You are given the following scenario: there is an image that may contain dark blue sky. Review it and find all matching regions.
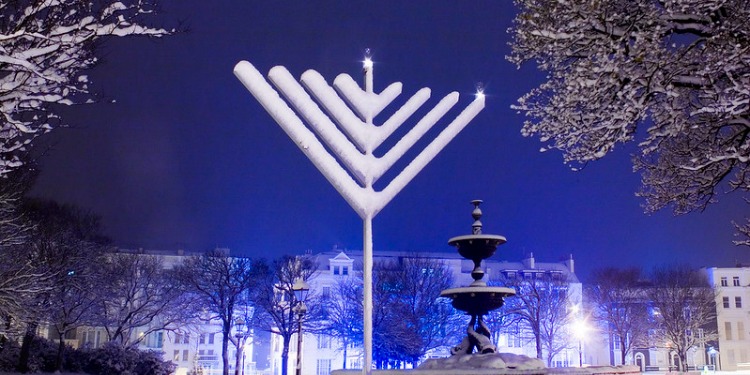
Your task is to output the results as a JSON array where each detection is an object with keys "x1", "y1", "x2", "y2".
[{"x1": 30, "y1": 1, "x2": 748, "y2": 280}]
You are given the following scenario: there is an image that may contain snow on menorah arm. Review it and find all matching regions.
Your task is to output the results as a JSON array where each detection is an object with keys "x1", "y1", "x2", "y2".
[
  {"x1": 303, "y1": 67, "x2": 431, "y2": 154},
  {"x1": 268, "y1": 66, "x2": 369, "y2": 184},
  {"x1": 371, "y1": 92, "x2": 459, "y2": 182},
  {"x1": 233, "y1": 61, "x2": 371, "y2": 218},
  {"x1": 333, "y1": 74, "x2": 401, "y2": 121},
  {"x1": 300, "y1": 71, "x2": 369, "y2": 151},
  {"x1": 376, "y1": 93, "x2": 486, "y2": 215}
]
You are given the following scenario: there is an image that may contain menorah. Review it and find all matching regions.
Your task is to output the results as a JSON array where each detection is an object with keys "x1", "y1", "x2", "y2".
[{"x1": 234, "y1": 56, "x2": 485, "y2": 374}]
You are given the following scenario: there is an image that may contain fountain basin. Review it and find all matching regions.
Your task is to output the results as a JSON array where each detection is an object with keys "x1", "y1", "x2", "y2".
[
  {"x1": 441, "y1": 287, "x2": 515, "y2": 315},
  {"x1": 448, "y1": 234, "x2": 506, "y2": 260}
]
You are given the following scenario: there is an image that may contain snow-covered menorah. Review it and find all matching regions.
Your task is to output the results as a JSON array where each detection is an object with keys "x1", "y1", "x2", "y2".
[{"x1": 234, "y1": 57, "x2": 485, "y2": 374}]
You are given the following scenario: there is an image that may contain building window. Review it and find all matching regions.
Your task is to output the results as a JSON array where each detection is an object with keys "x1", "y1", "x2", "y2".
[
  {"x1": 322, "y1": 287, "x2": 331, "y2": 298},
  {"x1": 316, "y1": 359, "x2": 331, "y2": 375},
  {"x1": 736, "y1": 296, "x2": 742, "y2": 308},
  {"x1": 721, "y1": 277, "x2": 728, "y2": 287},
  {"x1": 725, "y1": 321, "x2": 733, "y2": 341},
  {"x1": 723, "y1": 297, "x2": 730, "y2": 308},
  {"x1": 183, "y1": 334, "x2": 190, "y2": 344},
  {"x1": 183, "y1": 350, "x2": 189, "y2": 361},
  {"x1": 209, "y1": 333, "x2": 215, "y2": 344},
  {"x1": 175, "y1": 334, "x2": 182, "y2": 344},
  {"x1": 199, "y1": 334, "x2": 205, "y2": 344},
  {"x1": 739, "y1": 322, "x2": 746, "y2": 341},
  {"x1": 613, "y1": 334, "x2": 621, "y2": 350},
  {"x1": 733, "y1": 276, "x2": 741, "y2": 286},
  {"x1": 333, "y1": 266, "x2": 340, "y2": 275},
  {"x1": 173, "y1": 350, "x2": 180, "y2": 361},
  {"x1": 317, "y1": 334, "x2": 331, "y2": 349},
  {"x1": 342, "y1": 266, "x2": 348, "y2": 275}
]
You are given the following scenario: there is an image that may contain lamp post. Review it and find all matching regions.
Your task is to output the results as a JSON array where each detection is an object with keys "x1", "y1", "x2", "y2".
[
  {"x1": 572, "y1": 319, "x2": 588, "y2": 367},
  {"x1": 293, "y1": 278, "x2": 310, "y2": 375},
  {"x1": 234, "y1": 318, "x2": 249, "y2": 375}
]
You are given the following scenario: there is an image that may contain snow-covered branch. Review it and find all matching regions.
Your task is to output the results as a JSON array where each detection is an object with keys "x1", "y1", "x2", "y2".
[
  {"x1": 509, "y1": 0, "x2": 750, "y2": 236},
  {"x1": 0, "y1": 0, "x2": 174, "y2": 175}
]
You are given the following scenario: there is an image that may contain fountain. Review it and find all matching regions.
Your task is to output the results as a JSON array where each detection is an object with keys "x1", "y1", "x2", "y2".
[
  {"x1": 417, "y1": 200, "x2": 546, "y2": 373},
  {"x1": 440, "y1": 199, "x2": 515, "y2": 355}
]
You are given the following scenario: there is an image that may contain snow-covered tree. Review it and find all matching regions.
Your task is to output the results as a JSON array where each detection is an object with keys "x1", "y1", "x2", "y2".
[
  {"x1": 0, "y1": 0, "x2": 173, "y2": 175},
  {"x1": 509, "y1": 0, "x2": 750, "y2": 235}
]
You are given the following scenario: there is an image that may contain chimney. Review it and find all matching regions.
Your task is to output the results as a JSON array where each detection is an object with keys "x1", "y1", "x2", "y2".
[
  {"x1": 564, "y1": 253, "x2": 574, "y2": 274},
  {"x1": 523, "y1": 252, "x2": 535, "y2": 269}
]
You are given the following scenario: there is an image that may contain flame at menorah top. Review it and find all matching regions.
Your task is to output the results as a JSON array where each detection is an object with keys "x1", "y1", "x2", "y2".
[{"x1": 233, "y1": 60, "x2": 485, "y2": 219}]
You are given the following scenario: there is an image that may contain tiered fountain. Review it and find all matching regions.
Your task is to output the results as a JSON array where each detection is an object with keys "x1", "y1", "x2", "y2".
[
  {"x1": 417, "y1": 200, "x2": 545, "y2": 373},
  {"x1": 440, "y1": 199, "x2": 515, "y2": 355}
]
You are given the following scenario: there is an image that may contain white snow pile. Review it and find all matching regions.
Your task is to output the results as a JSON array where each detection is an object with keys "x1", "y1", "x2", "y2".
[{"x1": 418, "y1": 352, "x2": 545, "y2": 371}]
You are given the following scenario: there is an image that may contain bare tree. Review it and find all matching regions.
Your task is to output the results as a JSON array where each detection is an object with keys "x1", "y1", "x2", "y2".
[
  {"x1": 504, "y1": 274, "x2": 574, "y2": 365},
  {"x1": 388, "y1": 257, "x2": 458, "y2": 364},
  {"x1": 250, "y1": 255, "x2": 317, "y2": 375},
  {"x1": 93, "y1": 252, "x2": 193, "y2": 348},
  {"x1": 0, "y1": 0, "x2": 174, "y2": 175},
  {"x1": 328, "y1": 257, "x2": 460, "y2": 369},
  {"x1": 20, "y1": 199, "x2": 109, "y2": 371},
  {"x1": 587, "y1": 267, "x2": 652, "y2": 366},
  {"x1": 508, "y1": 0, "x2": 750, "y2": 238},
  {"x1": 320, "y1": 276, "x2": 362, "y2": 369},
  {"x1": 176, "y1": 249, "x2": 260, "y2": 375},
  {"x1": 647, "y1": 265, "x2": 718, "y2": 372}
]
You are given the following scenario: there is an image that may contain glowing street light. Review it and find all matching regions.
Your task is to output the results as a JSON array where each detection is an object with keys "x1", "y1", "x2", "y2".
[{"x1": 572, "y1": 319, "x2": 588, "y2": 367}]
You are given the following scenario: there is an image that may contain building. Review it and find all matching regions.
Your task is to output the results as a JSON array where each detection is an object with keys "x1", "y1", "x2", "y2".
[{"x1": 704, "y1": 265, "x2": 750, "y2": 371}]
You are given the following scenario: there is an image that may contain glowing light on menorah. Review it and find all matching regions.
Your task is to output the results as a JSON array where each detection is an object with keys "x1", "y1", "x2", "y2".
[{"x1": 233, "y1": 56, "x2": 485, "y2": 374}]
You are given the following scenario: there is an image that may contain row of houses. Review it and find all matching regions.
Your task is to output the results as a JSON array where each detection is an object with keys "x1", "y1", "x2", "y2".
[{"x1": 40, "y1": 248, "x2": 750, "y2": 375}]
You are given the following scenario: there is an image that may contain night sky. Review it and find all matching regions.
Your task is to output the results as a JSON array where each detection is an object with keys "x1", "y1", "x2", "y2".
[{"x1": 29, "y1": 1, "x2": 748, "y2": 281}]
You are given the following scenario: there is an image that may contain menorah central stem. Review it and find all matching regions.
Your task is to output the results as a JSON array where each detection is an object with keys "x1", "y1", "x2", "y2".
[{"x1": 363, "y1": 215, "x2": 373, "y2": 375}]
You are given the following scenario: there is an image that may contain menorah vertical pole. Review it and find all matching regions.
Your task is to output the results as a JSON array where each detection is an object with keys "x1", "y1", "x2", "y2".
[
  {"x1": 363, "y1": 215, "x2": 373, "y2": 375},
  {"x1": 362, "y1": 55, "x2": 374, "y2": 375}
]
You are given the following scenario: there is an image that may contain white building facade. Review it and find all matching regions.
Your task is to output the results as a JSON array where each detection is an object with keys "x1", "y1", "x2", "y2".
[{"x1": 704, "y1": 266, "x2": 750, "y2": 371}]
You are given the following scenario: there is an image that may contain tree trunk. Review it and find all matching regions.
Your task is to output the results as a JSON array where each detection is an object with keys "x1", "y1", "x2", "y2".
[
  {"x1": 281, "y1": 334, "x2": 291, "y2": 375},
  {"x1": 620, "y1": 337, "x2": 627, "y2": 365},
  {"x1": 342, "y1": 341, "x2": 347, "y2": 369},
  {"x1": 234, "y1": 337, "x2": 242, "y2": 375},
  {"x1": 17, "y1": 322, "x2": 37, "y2": 373},
  {"x1": 222, "y1": 323, "x2": 230, "y2": 375},
  {"x1": 56, "y1": 335, "x2": 66, "y2": 371}
]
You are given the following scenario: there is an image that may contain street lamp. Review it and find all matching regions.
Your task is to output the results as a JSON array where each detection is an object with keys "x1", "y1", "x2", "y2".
[
  {"x1": 572, "y1": 319, "x2": 588, "y2": 367},
  {"x1": 234, "y1": 318, "x2": 250, "y2": 375},
  {"x1": 293, "y1": 278, "x2": 310, "y2": 375}
]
